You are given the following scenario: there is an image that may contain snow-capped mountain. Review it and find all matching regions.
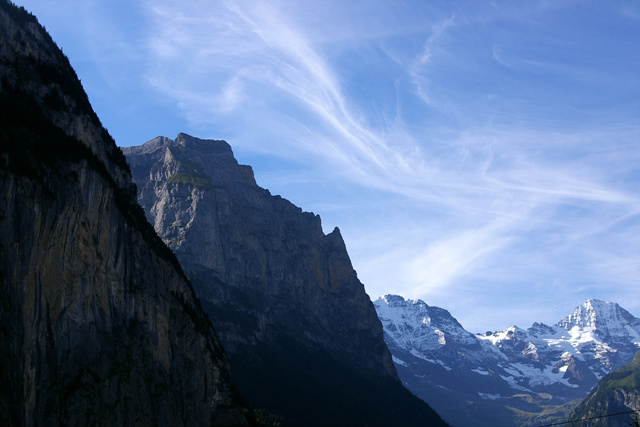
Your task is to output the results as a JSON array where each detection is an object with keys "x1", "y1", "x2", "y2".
[
  {"x1": 376, "y1": 295, "x2": 487, "y2": 371},
  {"x1": 374, "y1": 296, "x2": 640, "y2": 427}
]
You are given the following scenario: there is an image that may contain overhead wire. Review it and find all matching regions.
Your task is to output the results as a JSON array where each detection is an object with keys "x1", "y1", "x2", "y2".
[{"x1": 536, "y1": 409, "x2": 638, "y2": 427}]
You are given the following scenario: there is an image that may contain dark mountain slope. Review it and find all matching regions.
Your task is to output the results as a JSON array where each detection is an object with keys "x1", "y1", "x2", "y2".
[
  {"x1": 124, "y1": 134, "x2": 448, "y2": 427},
  {"x1": 0, "y1": 2, "x2": 251, "y2": 425},
  {"x1": 569, "y1": 351, "x2": 640, "y2": 427}
]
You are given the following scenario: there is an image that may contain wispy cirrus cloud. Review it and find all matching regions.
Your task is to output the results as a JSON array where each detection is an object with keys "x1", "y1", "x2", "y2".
[{"x1": 51, "y1": 0, "x2": 638, "y2": 331}]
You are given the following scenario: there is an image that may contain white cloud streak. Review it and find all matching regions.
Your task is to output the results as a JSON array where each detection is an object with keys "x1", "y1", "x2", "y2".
[
  {"x1": 136, "y1": 0, "x2": 640, "y2": 330},
  {"x1": 20, "y1": 0, "x2": 638, "y2": 331}
]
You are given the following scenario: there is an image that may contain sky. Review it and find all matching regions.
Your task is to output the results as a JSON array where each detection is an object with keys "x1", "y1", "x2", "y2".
[{"x1": 16, "y1": 0, "x2": 640, "y2": 333}]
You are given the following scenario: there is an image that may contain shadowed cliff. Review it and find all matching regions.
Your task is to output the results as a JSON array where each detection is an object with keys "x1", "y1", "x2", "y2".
[{"x1": 0, "y1": 2, "x2": 251, "y2": 425}]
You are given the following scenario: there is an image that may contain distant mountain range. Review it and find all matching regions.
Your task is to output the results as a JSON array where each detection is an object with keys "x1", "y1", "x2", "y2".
[
  {"x1": 4, "y1": 2, "x2": 638, "y2": 426},
  {"x1": 374, "y1": 295, "x2": 640, "y2": 427}
]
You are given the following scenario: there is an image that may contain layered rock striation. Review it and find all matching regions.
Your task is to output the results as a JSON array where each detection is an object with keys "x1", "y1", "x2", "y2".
[
  {"x1": 0, "y1": 3, "x2": 250, "y2": 425},
  {"x1": 124, "y1": 134, "x2": 447, "y2": 427}
]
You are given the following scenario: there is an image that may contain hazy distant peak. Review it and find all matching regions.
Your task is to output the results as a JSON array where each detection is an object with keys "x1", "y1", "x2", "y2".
[
  {"x1": 378, "y1": 294, "x2": 429, "y2": 308},
  {"x1": 557, "y1": 299, "x2": 640, "y2": 340},
  {"x1": 374, "y1": 294, "x2": 478, "y2": 351},
  {"x1": 375, "y1": 295, "x2": 640, "y2": 427}
]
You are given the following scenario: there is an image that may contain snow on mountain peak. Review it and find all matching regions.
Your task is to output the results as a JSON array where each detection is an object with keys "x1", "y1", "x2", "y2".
[
  {"x1": 557, "y1": 299, "x2": 640, "y2": 344},
  {"x1": 375, "y1": 296, "x2": 640, "y2": 402},
  {"x1": 374, "y1": 297, "x2": 640, "y2": 427},
  {"x1": 374, "y1": 295, "x2": 478, "y2": 352},
  {"x1": 559, "y1": 299, "x2": 615, "y2": 329}
]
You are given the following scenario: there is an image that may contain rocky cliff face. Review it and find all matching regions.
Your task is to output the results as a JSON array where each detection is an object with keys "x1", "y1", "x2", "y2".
[
  {"x1": 125, "y1": 134, "x2": 394, "y2": 375},
  {"x1": 375, "y1": 295, "x2": 640, "y2": 427},
  {"x1": 0, "y1": 3, "x2": 250, "y2": 426},
  {"x1": 124, "y1": 134, "x2": 447, "y2": 427}
]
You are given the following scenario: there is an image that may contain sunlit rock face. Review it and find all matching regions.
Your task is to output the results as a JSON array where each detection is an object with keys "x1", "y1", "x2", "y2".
[
  {"x1": 375, "y1": 295, "x2": 640, "y2": 427},
  {"x1": 124, "y1": 134, "x2": 448, "y2": 427},
  {"x1": 125, "y1": 133, "x2": 392, "y2": 373},
  {"x1": 0, "y1": 3, "x2": 251, "y2": 425}
]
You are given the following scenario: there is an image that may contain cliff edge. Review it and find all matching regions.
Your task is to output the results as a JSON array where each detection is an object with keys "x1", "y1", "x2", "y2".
[
  {"x1": 124, "y1": 133, "x2": 448, "y2": 427},
  {"x1": 0, "y1": 3, "x2": 251, "y2": 425}
]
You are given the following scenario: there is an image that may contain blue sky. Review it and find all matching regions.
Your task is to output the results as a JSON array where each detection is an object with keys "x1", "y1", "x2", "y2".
[{"x1": 18, "y1": 0, "x2": 640, "y2": 332}]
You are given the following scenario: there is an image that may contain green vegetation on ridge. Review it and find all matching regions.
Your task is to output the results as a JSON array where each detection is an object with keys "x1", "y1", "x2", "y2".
[
  {"x1": 167, "y1": 160, "x2": 211, "y2": 190},
  {"x1": 569, "y1": 351, "x2": 640, "y2": 426}
]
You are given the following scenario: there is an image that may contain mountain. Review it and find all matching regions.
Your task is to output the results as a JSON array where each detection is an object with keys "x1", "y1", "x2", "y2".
[
  {"x1": 0, "y1": 2, "x2": 251, "y2": 425},
  {"x1": 123, "y1": 134, "x2": 448, "y2": 427},
  {"x1": 569, "y1": 351, "x2": 640, "y2": 427},
  {"x1": 374, "y1": 295, "x2": 640, "y2": 427}
]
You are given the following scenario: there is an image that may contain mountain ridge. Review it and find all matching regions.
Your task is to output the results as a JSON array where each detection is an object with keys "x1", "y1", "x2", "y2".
[
  {"x1": 124, "y1": 133, "x2": 448, "y2": 427},
  {"x1": 374, "y1": 294, "x2": 640, "y2": 427},
  {"x1": 569, "y1": 350, "x2": 640, "y2": 427}
]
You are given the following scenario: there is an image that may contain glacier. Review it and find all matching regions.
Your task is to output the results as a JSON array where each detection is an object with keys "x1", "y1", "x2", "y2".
[{"x1": 374, "y1": 295, "x2": 640, "y2": 427}]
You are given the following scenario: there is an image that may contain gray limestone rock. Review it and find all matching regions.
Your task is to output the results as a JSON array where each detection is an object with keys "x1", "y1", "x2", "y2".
[
  {"x1": 124, "y1": 133, "x2": 396, "y2": 377},
  {"x1": 124, "y1": 134, "x2": 447, "y2": 427}
]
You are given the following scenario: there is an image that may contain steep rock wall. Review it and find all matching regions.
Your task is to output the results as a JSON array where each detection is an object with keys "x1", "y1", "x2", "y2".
[
  {"x1": 125, "y1": 134, "x2": 395, "y2": 377},
  {"x1": 124, "y1": 134, "x2": 447, "y2": 427},
  {"x1": 0, "y1": 3, "x2": 250, "y2": 425}
]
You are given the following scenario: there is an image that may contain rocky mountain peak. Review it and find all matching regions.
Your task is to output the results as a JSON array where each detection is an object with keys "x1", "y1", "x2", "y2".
[
  {"x1": 558, "y1": 299, "x2": 615, "y2": 329},
  {"x1": 175, "y1": 131, "x2": 232, "y2": 152},
  {"x1": 528, "y1": 321, "x2": 557, "y2": 336},
  {"x1": 374, "y1": 294, "x2": 479, "y2": 353},
  {"x1": 127, "y1": 133, "x2": 256, "y2": 189},
  {"x1": 381, "y1": 294, "x2": 414, "y2": 306},
  {"x1": 124, "y1": 138, "x2": 447, "y2": 426},
  {"x1": 125, "y1": 134, "x2": 391, "y2": 368},
  {"x1": 557, "y1": 299, "x2": 640, "y2": 343}
]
